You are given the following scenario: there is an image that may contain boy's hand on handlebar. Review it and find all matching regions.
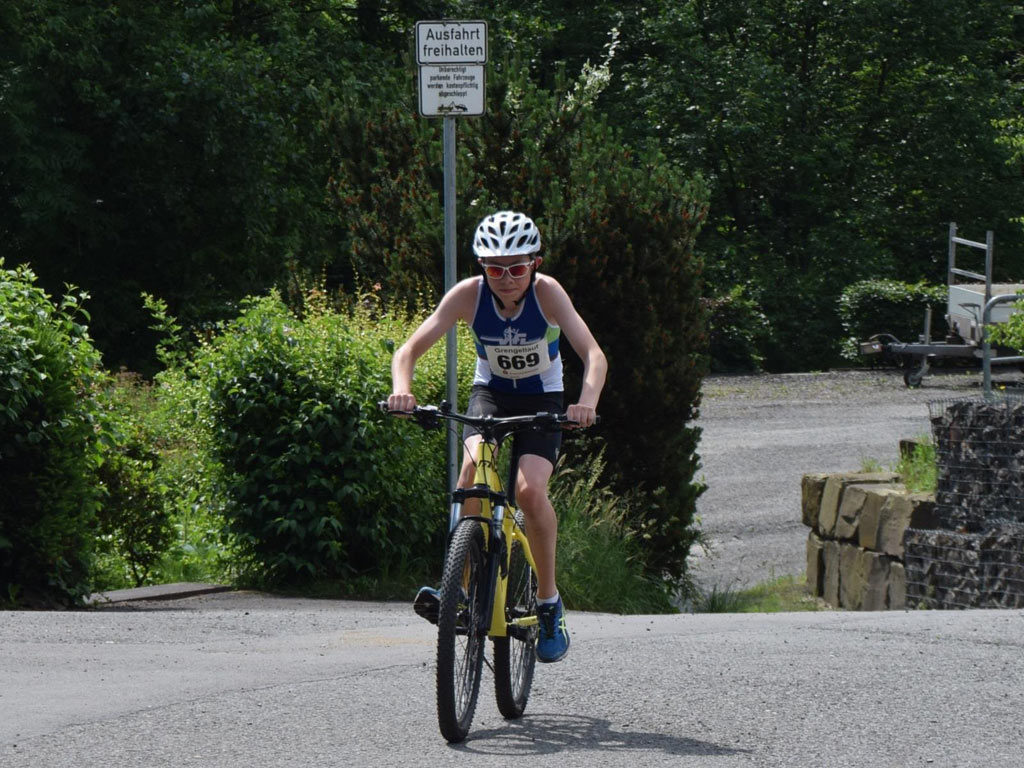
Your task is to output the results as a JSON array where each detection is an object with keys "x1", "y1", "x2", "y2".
[
  {"x1": 387, "y1": 392, "x2": 418, "y2": 414},
  {"x1": 565, "y1": 403, "x2": 597, "y2": 428}
]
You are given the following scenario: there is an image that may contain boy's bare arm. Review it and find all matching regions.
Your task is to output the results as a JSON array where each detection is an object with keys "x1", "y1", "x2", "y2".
[{"x1": 388, "y1": 278, "x2": 477, "y2": 411}]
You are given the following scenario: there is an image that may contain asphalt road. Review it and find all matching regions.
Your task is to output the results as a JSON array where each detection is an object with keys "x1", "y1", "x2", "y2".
[
  {"x1": 2, "y1": 591, "x2": 1022, "y2": 767},
  {"x1": 4, "y1": 368, "x2": 1024, "y2": 766}
]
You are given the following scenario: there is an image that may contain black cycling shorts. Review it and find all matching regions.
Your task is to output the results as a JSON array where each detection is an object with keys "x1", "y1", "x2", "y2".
[{"x1": 463, "y1": 385, "x2": 564, "y2": 466}]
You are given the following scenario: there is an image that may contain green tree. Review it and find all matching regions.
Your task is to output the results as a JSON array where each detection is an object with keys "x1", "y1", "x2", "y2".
[
  {"x1": 1, "y1": 1, "x2": 372, "y2": 372},
  {"x1": 0, "y1": 262, "x2": 105, "y2": 606},
  {"x1": 616, "y1": 0, "x2": 1024, "y2": 369}
]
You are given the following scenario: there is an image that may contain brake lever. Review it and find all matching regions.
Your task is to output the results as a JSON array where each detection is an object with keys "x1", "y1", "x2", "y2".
[
  {"x1": 414, "y1": 405, "x2": 442, "y2": 430},
  {"x1": 560, "y1": 414, "x2": 601, "y2": 430}
]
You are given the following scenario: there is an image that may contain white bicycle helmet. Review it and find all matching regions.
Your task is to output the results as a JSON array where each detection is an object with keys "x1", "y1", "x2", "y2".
[{"x1": 472, "y1": 211, "x2": 541, "y2": 258}]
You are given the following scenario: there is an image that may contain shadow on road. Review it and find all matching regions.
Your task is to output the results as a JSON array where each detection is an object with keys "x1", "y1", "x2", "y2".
[{"x1": 453, "y1": 712, "x2": 749, "y2": 758}]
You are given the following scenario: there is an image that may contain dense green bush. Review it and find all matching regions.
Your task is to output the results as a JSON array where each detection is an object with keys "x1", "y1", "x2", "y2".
[
  {"x1": 0, "y1": 262, "x2": 105, "y2": 606},
  {"x1": 988, "y1": 301, "x2": 1024, "y2": 355},
  {"x1": 176, "y1": 289, "x2": 474, "y2": 587},
  {"x1": 702, "y1": 285, "x2": 772, "y2": 373},
  {"x1": 838, "y1": 279, "x2": 947, "y2": 361},
  {"x1": 92, "y1": 374, "x2": 174, "y2": 588}
]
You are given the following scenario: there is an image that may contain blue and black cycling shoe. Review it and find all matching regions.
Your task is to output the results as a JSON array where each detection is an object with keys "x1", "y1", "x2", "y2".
[
  {"x1": 413, "y1": 586, "x2": 440, "y2": 625},
  {"x1": 536, "y1": 597, "x2": 570, "y2": 663}
]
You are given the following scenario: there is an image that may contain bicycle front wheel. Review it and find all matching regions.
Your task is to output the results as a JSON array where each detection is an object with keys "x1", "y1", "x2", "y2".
[
  {"x1": 436, "y1": 519, "x2": 488, "y2": 743},
  {"x1": 493, "y1": 511, "x2": 538, "y2": 719}
]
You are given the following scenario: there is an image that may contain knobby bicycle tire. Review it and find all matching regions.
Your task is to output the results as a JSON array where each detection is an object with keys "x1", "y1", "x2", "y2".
[
  {"x1": 436, "y1": 519, "x2": 488, "y2": 743},
  {"x1": 493, "y1": 511, "x2": 537, "y2": 719}
]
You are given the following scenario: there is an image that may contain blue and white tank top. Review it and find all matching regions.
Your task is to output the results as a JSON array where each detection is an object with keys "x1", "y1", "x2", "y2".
[{"x1": 470, "y1": 278, "x2": 563, "y2": 394}]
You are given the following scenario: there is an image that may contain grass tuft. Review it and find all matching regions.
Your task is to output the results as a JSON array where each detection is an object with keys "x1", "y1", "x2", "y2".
[
  {"x1": 551, "y1": 451, "x2": 679, "y2": 615},
  {"x1": 693, "y1": 574, "x2": 826, "y2": 613}
]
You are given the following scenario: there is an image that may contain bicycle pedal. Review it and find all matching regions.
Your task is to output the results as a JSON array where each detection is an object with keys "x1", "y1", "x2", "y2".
[
  {"x1": 508, "y1": 624, "x2": 536, "y2": 642},
  {"x1": 413, "y1": 587, "x2": 440, "y2": 625}
]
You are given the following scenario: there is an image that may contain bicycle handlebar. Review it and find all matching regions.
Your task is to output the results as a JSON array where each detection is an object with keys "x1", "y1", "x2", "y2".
[{"x1": 378, "y1": 400, "x2": 598, "y2": 436}]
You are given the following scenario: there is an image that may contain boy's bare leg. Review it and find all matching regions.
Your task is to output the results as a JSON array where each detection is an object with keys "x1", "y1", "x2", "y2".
[
  {"x1": 515, "y1": 454, "x2": 557, "y2": 600},
  {"x1": 456, "y1": 435, "x2": 483, "y2": 518}
]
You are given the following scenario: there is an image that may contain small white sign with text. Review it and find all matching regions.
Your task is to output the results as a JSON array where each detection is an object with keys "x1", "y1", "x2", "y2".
[
  {"x1": 419, "y1": 64, "x2": 485, "y2": 117},
  {"x1": 416, "y1": 20, "x2": 487, "y2": 118}
]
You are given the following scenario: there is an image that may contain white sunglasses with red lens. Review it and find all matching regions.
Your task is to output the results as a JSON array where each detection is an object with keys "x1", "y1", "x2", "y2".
[{"x1": 482, "y1": 261, "x2": 533, "y2": 279}]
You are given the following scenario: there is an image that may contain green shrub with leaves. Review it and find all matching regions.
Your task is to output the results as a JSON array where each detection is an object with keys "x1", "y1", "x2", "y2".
[
  {"x1": 988, "y1": 301, "x2": 1024, "y2": 355},
  {"x1": 92, "y1": 373, "x2": 174, "y2": 588},
  {"x1": 702, "y1": 285, "x2": 772, "y2": 373},
  {"x1": 175, "y1": 288, "x2": 473, "y2": 587},
  {"x1": 838, "y1": 279, "x2": 947, "y2": 360},
  {"x1": 148, "y1": 334, "x2": 237, "y2": 585},
  {"x1": 550, "y1": 451, "x2": 676, "y2": 614},
  {"x1": 0, "y1": 261, "x2": 105, "y2": 606}
]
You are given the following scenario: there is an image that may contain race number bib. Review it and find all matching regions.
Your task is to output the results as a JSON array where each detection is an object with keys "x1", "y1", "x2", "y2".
[{"x1": 485, "y1": 339, "x2": 551, "y2": 380}]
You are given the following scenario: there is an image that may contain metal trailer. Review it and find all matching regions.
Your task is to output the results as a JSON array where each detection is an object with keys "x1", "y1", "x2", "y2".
[{"x1": 858, "y1": 223, "x2": 1024, "y2": 391}]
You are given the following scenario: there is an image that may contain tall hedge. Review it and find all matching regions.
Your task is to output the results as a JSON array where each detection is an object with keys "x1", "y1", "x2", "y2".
[
  {"x1": 702, "y1": 285, "x2": 772, "y2": 373},
  {"x1": 175, "y1": 290, "x2": 475, "y2": 586},
  {"x1": 838, "y1": 279, "x2": 948, "y2": 360},
  {"x1": 330, "y1": 58, "x2": 709, "y2": 584},
  {"x1": 0, "y1": 262, "x2": 105, "y2": 606}
]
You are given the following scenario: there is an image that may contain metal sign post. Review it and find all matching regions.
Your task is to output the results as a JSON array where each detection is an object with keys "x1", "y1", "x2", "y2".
[
  {"x1": 443, "y1": 116, "x2": 458, "y2": 494},
  {"x1": 416, "y1": 20, "x2": 487, "y2": 494}
]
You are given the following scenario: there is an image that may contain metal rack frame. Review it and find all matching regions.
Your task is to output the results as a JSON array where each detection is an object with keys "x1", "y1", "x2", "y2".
[{"x1": 858, "y1": 223, "x2": 1024, "y2": 392}]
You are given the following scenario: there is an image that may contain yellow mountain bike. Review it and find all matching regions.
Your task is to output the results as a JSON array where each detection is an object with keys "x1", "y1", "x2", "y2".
[{"x1": 383, "y1": 401, "x2": 584, "y2": 743}]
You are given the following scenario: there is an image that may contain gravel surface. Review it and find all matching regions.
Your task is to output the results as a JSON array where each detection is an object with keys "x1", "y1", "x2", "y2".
[{"x1": 688, "y1": 366, "x2": 1024, "y2": 591}]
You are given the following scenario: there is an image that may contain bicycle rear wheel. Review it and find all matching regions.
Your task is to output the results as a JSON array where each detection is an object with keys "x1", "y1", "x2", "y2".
[
  {"x1": 436, "y1": 519, "x2": 488, "y2": 743},
  {"x1": 493, "y1": 511, "x2": 537, "y2": 719}
]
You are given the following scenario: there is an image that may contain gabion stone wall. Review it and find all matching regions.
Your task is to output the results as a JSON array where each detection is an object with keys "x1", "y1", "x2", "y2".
[
  {"x1": 903, "y1": 397, "x2": 1024, "y2": 609},
  {"x1": 904, "y1": 523, "x2": 1024, "y2": 609},
  {"x1": 928, "y1": 398, "x2": 1024, "y2": 531}
]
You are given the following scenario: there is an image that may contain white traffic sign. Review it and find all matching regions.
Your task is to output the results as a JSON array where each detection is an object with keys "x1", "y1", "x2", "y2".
[
  {"x1": 415, "y1": 20, "x2": 488, "y2": 65},
  {"x1": 413, "y1": 21, "x2": 489, "y2": 485},
  {"x1": 419, "y1": 64, "x2": 485, "y2": 117}
]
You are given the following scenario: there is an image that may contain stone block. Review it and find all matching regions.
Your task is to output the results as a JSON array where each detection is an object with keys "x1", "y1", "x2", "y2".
[
  {"x1": 859, "y1": 551, "x2": 892, "y2": 611},
  {"x1": 835, "y1": 484, "x2": 868, "y2": 541},
  {"x1": 858, "y1": 486, "x2": 909, "y2": 551},
  {"x1": 806, "y1": 531, "x2": 825, "y2": 596},
  {"x1": 817, "y1": 472, "x2": 900, "y2": 538},
  {"x1": 889, "y1": 561, "x2": 906, "y2": 610},
  {"x1": 802, "y1": 473, "x2": 830, "y2": 529},
  {"x1": 839, "y1": 544, "x2": 893, "y2": 611},
  {"x1": 823, "y1": 540, "x2": 841, "y2": 607},
  {"x1": 877, "y1": 494, "x2": 912, "y2": 557},
  {"x1": 839, "y1": 543, "x2": 862, "y2": 609},
  {"x1": 836, "y1": 483, "x2": 902, "y2": 541},
  {"x1": 877, "y1": 492, "x2": 937, "y2": 557}
]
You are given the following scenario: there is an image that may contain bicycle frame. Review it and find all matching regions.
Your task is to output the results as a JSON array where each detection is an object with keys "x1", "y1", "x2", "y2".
[
  {"x1": 448, "y1": 438, "x2": 539, "y2": 639},
  {"x1": 381, "y1": 400, "x2": 591, "y2": 741}
]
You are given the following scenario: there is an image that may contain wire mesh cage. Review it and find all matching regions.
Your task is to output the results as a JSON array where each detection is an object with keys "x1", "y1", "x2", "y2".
[
  {"x1": 903, "y1": 396, "x2": 1024, "y2": 608},
  {"x1": 928, "y1": 395, "x2": 1024, "y2": 531},
  {"x1": 904, "y1": 522, "x2": 1024, "y2": 609}
]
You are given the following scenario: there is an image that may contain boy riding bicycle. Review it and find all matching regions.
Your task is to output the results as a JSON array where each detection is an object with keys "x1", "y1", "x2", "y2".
[{"x1": 387, "y1": 210, "x2": 607, "y2": 663}]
